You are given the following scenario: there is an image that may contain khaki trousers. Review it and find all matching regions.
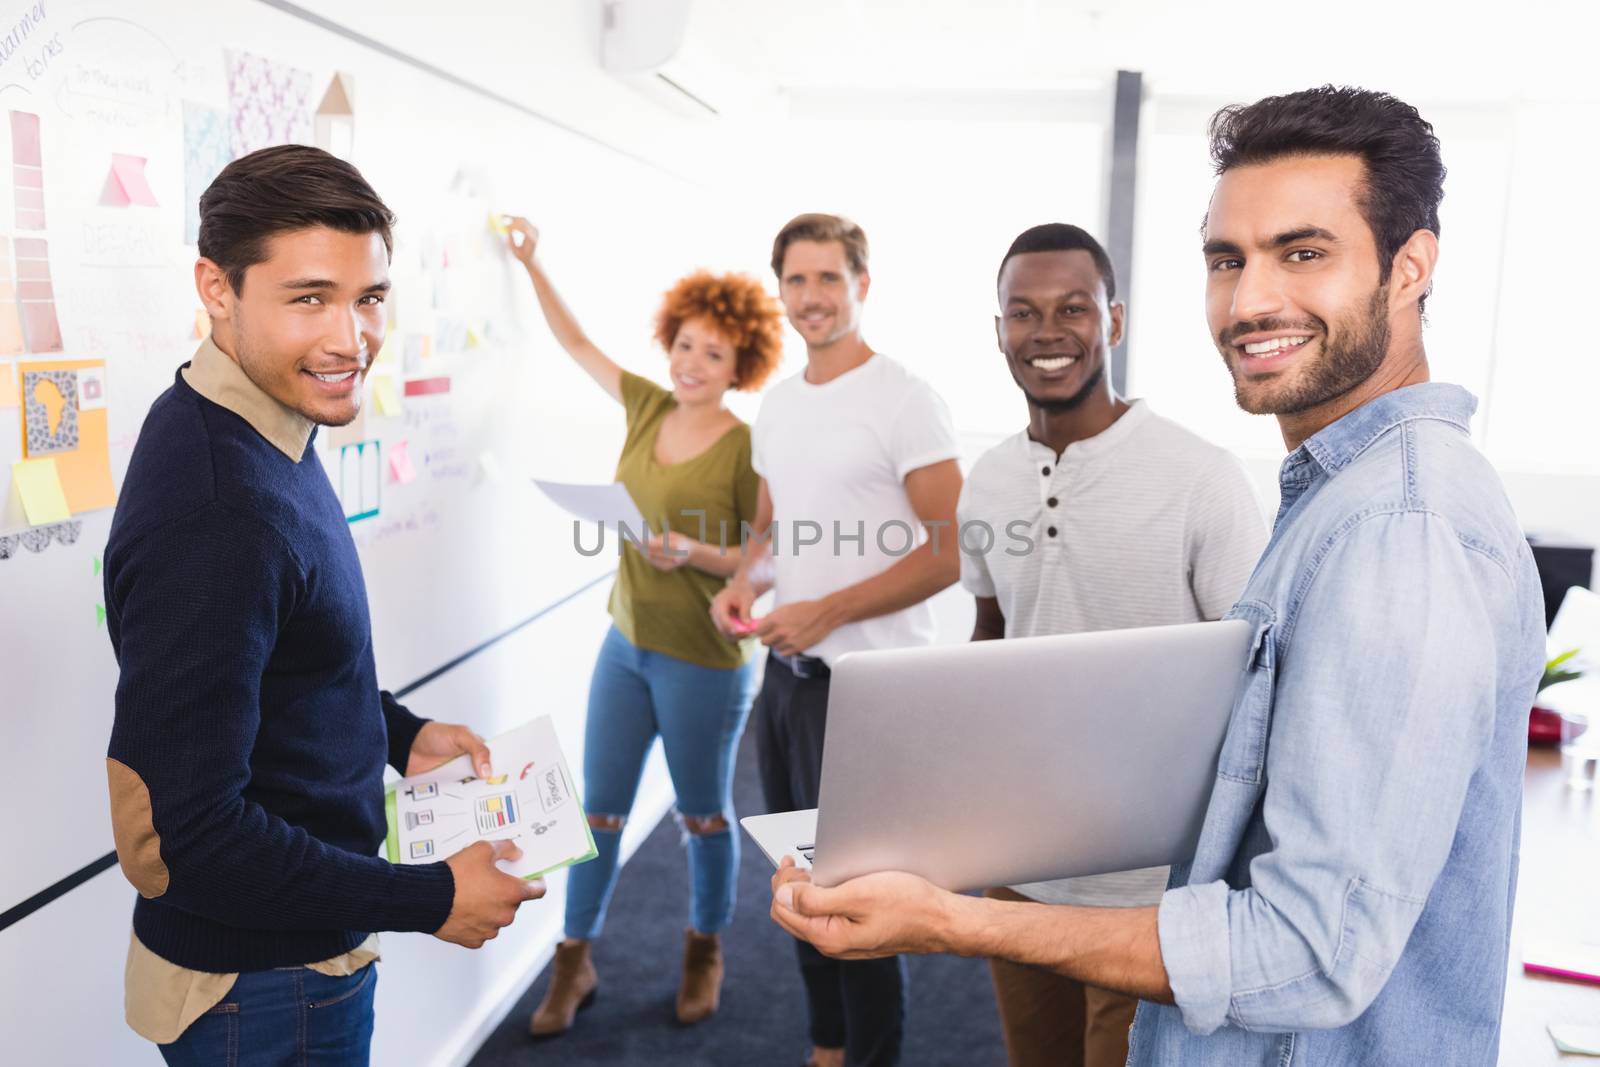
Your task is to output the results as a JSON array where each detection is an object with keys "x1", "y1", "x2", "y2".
[{"x1": 984, "y1": 887, "x2": 1140, "y2": 1067}]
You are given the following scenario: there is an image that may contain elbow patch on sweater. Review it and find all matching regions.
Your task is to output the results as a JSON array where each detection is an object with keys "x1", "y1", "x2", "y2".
[{"x1": 107, "y1": 758, "x2": 169, "y2": 898}]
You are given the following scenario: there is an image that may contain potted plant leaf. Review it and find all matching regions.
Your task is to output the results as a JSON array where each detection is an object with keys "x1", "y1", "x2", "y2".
[{"x1": 1529, "y1": 648, "x2": 1584, "y2": 745}]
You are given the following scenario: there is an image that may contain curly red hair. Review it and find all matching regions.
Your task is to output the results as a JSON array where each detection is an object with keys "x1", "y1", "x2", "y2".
[{"x1": 653, "y1": 270, "x2": 784, "y2": 391}]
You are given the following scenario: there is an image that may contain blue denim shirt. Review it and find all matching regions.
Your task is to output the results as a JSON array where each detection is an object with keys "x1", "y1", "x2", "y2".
[{"x1": 1127, "y1": 383, "x2": 1545, "y2": 1066}]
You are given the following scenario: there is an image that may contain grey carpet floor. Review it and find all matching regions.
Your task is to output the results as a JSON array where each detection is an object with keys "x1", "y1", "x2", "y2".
[{"x1": 466, "y1": 721, "x2": 1007, "y2": 1066}]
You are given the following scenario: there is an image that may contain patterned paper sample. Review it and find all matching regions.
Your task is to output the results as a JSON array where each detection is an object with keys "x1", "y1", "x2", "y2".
[
  {"x1": 182, "y1": 102, "x2": 230, "y2": 245},
  {"x1": 22, "y1": 368, "x2": 77, "y2": 455},
  {"x1": 17, "y1": 359, "x2": 117, "y2": 514},
  {"x1": 226, "y1": 50, "x2": 313, "y2": 158},
  {"x1": 0, "y1": 519, "x2": 80, "y2": 560}
]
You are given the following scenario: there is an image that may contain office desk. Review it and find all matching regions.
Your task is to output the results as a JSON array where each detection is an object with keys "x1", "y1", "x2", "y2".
[{"x1": 1500, "y1": 746, "x2": 1600, "y2": 1063}]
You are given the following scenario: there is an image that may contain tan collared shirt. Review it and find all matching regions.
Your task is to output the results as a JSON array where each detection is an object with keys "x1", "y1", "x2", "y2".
[{"x1": 124, "y1": 338, "x2": 376, "y2": 1044}]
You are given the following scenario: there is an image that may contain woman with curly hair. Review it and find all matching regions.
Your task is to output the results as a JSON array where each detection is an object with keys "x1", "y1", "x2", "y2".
[{"x1": 503, "y1": 217, "x2": 784, "y2": 1038}]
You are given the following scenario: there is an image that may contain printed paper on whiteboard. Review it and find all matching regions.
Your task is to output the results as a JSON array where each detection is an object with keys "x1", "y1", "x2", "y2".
[
  {"x1": 532, "y1": 478, "x2": 648, "y2": 537},
  {"x1": 386, "y1": 716, "x2": 596, "y2": 880}
]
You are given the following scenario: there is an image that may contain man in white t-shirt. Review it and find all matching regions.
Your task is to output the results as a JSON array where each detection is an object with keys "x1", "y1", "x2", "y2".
[
  {"x1": 958, "y1": 223, "x2": 1267, "y2": 1067},
  {"x1": 711, "y1": 213, "x2": 963, "y2": 1067}
]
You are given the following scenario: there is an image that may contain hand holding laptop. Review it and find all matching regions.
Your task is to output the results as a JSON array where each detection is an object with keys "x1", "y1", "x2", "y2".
[{"x1": 769, "y1": 855, "x2": 959, "y2": 961}]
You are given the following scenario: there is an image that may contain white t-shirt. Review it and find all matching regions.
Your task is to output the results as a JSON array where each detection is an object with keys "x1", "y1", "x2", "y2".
[
  {"x1": 957, "y1": 400, "x2": 1267, "y2": 906},
  {"x1": 752, "y1": 354, "x2": 961, "y2": 665}
]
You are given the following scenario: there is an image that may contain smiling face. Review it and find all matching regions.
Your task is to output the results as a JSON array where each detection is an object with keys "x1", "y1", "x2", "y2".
[
  {"x1": 199, "y1": 226, "x2": 389, "y2": 427},
  {"x1": 996, "y1": 249, "x2": 1123, "y2": 411},
  {"x1": 777, "y1": 239, "x2": 868, "y2": 350},
  {"x1": 667, "y1": 315, "x2": 739, "y2": 405},
  {"x1": 1203, "y1": 154, "x2": 1394, "y2": 416}
]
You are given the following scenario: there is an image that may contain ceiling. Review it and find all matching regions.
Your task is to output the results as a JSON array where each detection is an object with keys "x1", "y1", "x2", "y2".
[{"x1": 683, "y1": 0, "x2": 1600, "y2": 107}]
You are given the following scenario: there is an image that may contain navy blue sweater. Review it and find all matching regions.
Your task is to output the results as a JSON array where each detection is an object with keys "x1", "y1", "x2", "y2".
[{"x1": 105, "y1": 367, "x2": 455, "y2": 972}]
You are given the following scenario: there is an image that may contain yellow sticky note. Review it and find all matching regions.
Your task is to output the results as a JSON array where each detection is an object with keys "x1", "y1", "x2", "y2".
[
  {"x1": 374, "y1": 333, "x2": 399, "y2": 367},
  {"x1": 465, "y1": 326, "x2": 482, "y2": 349},
  {"x1": 488, "y1": 212, "x2": 509, "y2": 237},
  {"x1": 372, "y1": 375, "x2": 402, "y2": 416},
  {"x1": 0, "y1": 363, "x2": 17, "y2": 408},
  {"x1": 12, "y1": 458, "x2": 71, "y2": 525}
]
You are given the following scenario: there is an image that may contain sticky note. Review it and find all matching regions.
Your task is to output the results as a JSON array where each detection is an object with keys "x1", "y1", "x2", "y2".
[
  {"x1": 403, "y1": 376, "x2": 450, "y2": 397},
  {"x1": 388, "y1": 440, "x2": 417, "y2": 485},
  {"x1": 374, "y1": 332, "x2": 399, "y2": 366},
  {"x1": 0, "y1": 363, "x2": 17, "y2": 408},
  {"x1": 488, "y1": 212, "x2": 509, "y2": 237},
  {"x1": 100, "y1": 154, "x2": 159, "y2": 207},
  {"x1": 372, "y1": 375, "x2": 402, "y2": 416},
  {"x1": 12, "y1": 458, "x2": 71, "y2": 525},
  {"x1": 476, "y1": 451, "x2": 503, "y2": 485}
]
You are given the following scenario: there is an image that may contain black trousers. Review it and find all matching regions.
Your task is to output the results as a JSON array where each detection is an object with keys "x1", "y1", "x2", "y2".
[{"x1": 754, "y1": 652, "x2": 908, "y2": 1067}]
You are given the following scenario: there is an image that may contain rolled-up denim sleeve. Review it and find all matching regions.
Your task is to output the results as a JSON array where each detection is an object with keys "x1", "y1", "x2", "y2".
[{"x1": 1159, "y1": 509, "x2": 1503, "y2": 1034}]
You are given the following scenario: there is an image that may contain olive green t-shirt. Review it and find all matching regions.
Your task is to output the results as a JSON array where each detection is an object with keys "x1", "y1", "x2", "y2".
[{"x1": 609, "y1": 371, "x2": 759, "y2": 670}]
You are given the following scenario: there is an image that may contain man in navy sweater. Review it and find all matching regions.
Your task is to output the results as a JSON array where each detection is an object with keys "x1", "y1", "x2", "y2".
[{"x1": 104, "y1": 145, "x2": 543, "y2": 1065}]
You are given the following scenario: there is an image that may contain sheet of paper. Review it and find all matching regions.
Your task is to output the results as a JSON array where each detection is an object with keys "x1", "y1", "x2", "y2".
[
  {"x1": 532, "y1": 479, "x2": 648, "y2": 535},
  {"x1": 337, "y1": 441, "x2": 381, "y2": 523},
  {"x1": 388, "y1": 440, "x2": 417, "y2": 485},
  {"x1": 17, "y1": 359, "x2": 116, "y2": 514},
  {"x1": 387, "y1": 716, "x2": 597, "y2": 880},
  {"x1": 226, "y1": 50, "x2": 313, "y2": 157},
  {"x1": 1548, "y1": 1023, "x2": 1600, "y2": 1055},
  {"x1": 12, "y1": 458, "x2": 70, "y2": 525},
  {"x1": 182, "y1": 103, "x2": 230, "y2": 245}
]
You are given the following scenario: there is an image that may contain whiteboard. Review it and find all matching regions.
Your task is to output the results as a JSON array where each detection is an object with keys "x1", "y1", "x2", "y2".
[{"x1": 0, "y1": 0, "x2": 748, "y2": 915}]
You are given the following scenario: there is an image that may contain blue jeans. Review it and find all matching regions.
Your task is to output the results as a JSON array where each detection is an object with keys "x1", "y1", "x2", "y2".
[
  {"x1": 158, "y1": 964, "x2": 377, "y2": 1066},
  {"x1": 566, "y1": 626, "x2": 757, "y2": 940}
]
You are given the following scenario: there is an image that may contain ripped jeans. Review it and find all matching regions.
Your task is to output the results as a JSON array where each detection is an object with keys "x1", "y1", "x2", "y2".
[{"x1": 565, "y1": 625, "x2": 758, "y2": 940}]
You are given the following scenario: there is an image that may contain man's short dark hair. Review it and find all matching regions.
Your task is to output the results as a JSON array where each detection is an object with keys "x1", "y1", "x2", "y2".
[
  {"x1": 198, "y1": 145, "x2": 396, "y2": 294},
  {"x1": 1208, "y1": 86, "x2": 1444, "y2": 311},
  {"x1": 997, "y1": 223, "x2": 1117, "y2": 302}
]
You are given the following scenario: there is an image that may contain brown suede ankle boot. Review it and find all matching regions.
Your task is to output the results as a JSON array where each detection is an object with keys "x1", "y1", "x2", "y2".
[
  {"x1": 675, "y1": 929, "x2": 724, "y2": 1025},
  {"x1": 529, "y1": 939, "x2": 597, "y2": 1038}
]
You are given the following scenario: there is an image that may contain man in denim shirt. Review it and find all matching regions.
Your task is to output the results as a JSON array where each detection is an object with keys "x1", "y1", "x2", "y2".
[{"x1": 769, "y1": 86, "x2": 1546, "y2": 1066}]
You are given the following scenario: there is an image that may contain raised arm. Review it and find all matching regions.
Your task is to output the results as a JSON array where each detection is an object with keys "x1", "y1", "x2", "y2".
[{"x1": 503, "y1": 216, "x2": 623, "y2": 402}]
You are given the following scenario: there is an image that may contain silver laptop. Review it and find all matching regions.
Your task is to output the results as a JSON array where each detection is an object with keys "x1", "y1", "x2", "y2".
[{"x1": 742, "y1": 619, "x2": 1253, "y2": 891}]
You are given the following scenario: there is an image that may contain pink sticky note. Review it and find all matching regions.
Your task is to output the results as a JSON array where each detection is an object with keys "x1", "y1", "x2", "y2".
[
  {"x1": 100, "y1": 154, "x2": 158, "y2": 207},
  {"x1": 731, "y1": 616, "x2": 762, "y2": 636},
  {"x1": 388, "y1": 441, "x2": 417, "y2": 485}
]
